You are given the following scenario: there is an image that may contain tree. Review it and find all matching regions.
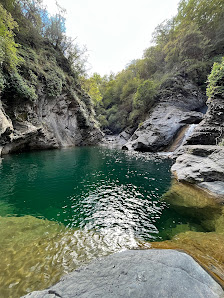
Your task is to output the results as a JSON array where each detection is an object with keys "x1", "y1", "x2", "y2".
[
  {"x1": 44, "y1": 12, "x2": 66, "y2": 48},
  {"x1": 176, "y1": 0, "x2": 224, "y2": 38},
  {"x1": 0, "y1": 3, "x2": 20, "y2": 70},
  {"x1": 81, "y1": 73, "x2": 102, "y2": 104},
  {"x1": 133, "y1": 80, "x2": 157, "y2": 111},
  {"x1": 206, "y1": 57, "x2": 224, "y2": 99}
]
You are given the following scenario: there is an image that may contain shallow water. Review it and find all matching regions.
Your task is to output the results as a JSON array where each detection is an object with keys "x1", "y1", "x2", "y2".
[{"x1": 0, "y1": 147, "x2": 222, "y2": 296}]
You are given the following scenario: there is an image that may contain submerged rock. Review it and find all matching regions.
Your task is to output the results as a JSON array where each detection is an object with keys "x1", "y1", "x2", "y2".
[
  {"x1": 157, "y1": 181, "x2": 224, "y2": 285},
  {"x1": 162, "y1": 180, "x2": 223, "y2": 230},
  {"x1": 23, "y1": 249, "x2": 224, "y2": 298},
  {"x1": 0, "y1": 215, "x2": 148, "y2": 297},
  {"x1": 152, "y1": 232, "x2": 224, "y2": 288}
]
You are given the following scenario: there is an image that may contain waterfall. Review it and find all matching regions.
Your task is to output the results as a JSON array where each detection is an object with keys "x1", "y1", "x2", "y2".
[
  {"x1": 180, "y1": 124, "x2": 196, "y2": 147},
  {"x1": 165, "y1": 124, "x2": 197, "y2": 153}
]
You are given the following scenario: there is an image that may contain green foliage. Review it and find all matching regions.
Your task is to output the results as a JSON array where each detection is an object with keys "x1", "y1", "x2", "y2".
[
  {"x1": 97, "y1": 114, "x2": 108, "y2": 129},
  {"x1": 81, "y1": 73, "x2": 103, "y2": 104},
  {"x1": 0, "y1": 71, "x2": 5, "y2": 90},
  {"x1": 0, "y1": 0, "x2": 90, "y2": 106},
  {"x1": 0, "y1": 3, "x2": 20, "y2": 71},
  {"x1": 1, "y1": 0, "x2": 224, "y2": 134},
  {"x1": 120, "y1": 76, "x2": 141, "y2": 101},
  {"x1": 92, "y1": 0, "x2": 224, "y2": 133},
  {"x1": 206, "y1": 58, "x2": 224, "y2": 99},
  {"x1": 133, "y1": 80, "x2": 157, "y2": 110},
  {"x1": 10, "y1": 71, "x2": 37, "y2": 101},
  {"x1": 176, "y1": 0, "x2": 224, "y2": 36}
]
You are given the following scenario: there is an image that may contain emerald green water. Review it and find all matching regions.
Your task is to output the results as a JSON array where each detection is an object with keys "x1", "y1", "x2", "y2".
[
  {"x1": 0, "y1": 147, "x2": 208, "y2": 296},
  {"x1": 0, "y1": 146, "x2": 187, "y2": 240}
]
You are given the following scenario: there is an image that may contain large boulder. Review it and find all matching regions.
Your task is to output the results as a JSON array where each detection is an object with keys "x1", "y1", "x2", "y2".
[
  {"x1": 123, "y1": 106, "x2": 203, "y2": 151},
  {"x1": 172, "y1": 145, "x2": 224, "y2": 196},
  {"x1": 23, "y1": 249, "x2": 224, "y2": 298},
  {"x1": 186, "y1": 96, "x2": 224, "y2": 145},
  {"x1": 123, "y1": 77, "x2": 205, "y2": 152}
]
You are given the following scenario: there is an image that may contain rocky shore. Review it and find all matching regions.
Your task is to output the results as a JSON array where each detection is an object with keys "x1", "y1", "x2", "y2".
[
  {"x1": 121, "y1": 83, "x2": 224, "y2": 198},
  {"x1": 24, "y1": 250, "x2": 224, "y2": 298}
]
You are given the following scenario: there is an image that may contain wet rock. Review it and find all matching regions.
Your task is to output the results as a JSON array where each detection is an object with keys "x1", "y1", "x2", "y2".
[
  {"x1": 123, "y1": 77, "x2": 205, "y2": 152},
  {"x1": 23, "y1": 249, "x2": 224, "y2": 298},
  {"x1": 0, "y1": 101, "x2": 13, "y2": 144},
  {"x1": 162, "y1": 180, "x2": 223, "y2": 232},
  {"x1": 171, "y1": 145, "x2": 224, "y2": 197},
  {"x1": 101, "y1": 128, "x2": 134, "y2": 149},
  {"x1": 123, "y1": 107, "x2": 203, "y2": 152},
  {"x1": 186, "y1": 97, "x2": 224, "y2": 145}
]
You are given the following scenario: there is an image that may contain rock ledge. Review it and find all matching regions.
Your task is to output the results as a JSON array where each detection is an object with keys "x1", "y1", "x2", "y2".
[{"x1": 24, "y1": 249, "x2": 224, "y2": 298}]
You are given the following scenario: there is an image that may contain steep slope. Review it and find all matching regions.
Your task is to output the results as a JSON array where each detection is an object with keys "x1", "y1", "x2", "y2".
[
  {"x1": 0, "y1": 2, "x2": 103, "y2": 156},
  {"x1": 0, "y1": 86, "x2": 102, "y2": 156}
]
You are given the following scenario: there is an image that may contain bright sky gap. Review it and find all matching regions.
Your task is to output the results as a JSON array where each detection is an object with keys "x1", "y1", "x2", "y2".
[{"x1": 43, "y1": 0, "x2": 180, "y2": 76}]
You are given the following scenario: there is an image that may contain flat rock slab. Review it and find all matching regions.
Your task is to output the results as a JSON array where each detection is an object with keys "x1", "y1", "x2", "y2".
[{"x1": 24, "y1": 249, "x2": 224, "y2": 298}]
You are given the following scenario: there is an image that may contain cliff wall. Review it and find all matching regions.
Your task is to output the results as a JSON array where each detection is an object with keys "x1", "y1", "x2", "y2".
[{"x1": 0, "y1": 86, "x2": 102, "y2": 156}]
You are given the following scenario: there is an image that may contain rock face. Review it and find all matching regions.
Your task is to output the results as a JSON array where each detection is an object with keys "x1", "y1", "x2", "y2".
[
  {"x1": 101, "y1": 128, "x2": 134, "y2": 149},
  {"x1": 172, "y1": 145, "x2": 224, "y2": 197},
  {"x1": 123, "y1": 77, "x2": 205, "y2": 152},
  {"x1": 171, "y1": 95, "x2": 224, "y2": 197},
  {"x1": 186, "y1": 96, "x2": 224, "y2": 145},
  {"x1": 0, "y1": 87, "x2": 103, "y2": 155},
  {"x1": 23, "y1": 249, "x2": 224, "y2": 298}
]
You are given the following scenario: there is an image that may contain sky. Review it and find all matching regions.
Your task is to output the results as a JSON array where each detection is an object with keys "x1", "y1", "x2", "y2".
[{"x1": 43, "y1": 0, "x2": 180, "y2": 76}]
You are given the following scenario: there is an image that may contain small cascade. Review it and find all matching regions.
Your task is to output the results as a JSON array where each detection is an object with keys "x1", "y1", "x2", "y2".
[
  {"x1": 166, "y1": 124, "x2": 197, "y2": 153},
  {"x1": 180, "y1": 124, "x2": 197, "y2": 146}
]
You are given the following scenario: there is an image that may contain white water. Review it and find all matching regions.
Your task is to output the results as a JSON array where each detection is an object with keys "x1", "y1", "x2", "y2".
[
  {"x1": 159, "y1": 124, "x2": 197, "y2": 157},
  {"x1": 179, "y1": 124, "x2": 197, "y2": 148}
]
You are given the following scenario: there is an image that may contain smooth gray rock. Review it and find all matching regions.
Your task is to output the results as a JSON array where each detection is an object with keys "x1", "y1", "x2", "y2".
[
  {"x1": 123, "y1": 77, "x2": 205, "y2": 152},
  {"x1": 23, "y1": 250, "x2": 224, "y2": 298},
  {"x1": 101, "y1": 128, "x2": 134, "y2": 149},
  {"x1": 186, "y1": 97, "x2": 224, "y2": 145},
  {"x1": 172, "y1": 145, "x2": 224, "y2": 196},
  {"x1": 0, "y1": 88, "x2": 103, "y2": 156},
  {"x1": 199, "y1": 181, "x2": 224, "y2": 196},
  {"x1": 123, "y1": 107, "x2": 203, "y2": 152}
]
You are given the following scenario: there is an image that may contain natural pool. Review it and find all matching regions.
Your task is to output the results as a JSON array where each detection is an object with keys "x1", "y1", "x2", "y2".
[{"x1": 0, "y1": 147, "x2": 223, "y2": 296}]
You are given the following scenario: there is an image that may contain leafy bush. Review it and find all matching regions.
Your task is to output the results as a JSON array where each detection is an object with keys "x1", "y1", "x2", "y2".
[
  {"x1": 97, "y1": 114, "x2": 108, "y2": 129},
  {"x1": 133, "y1": 80, "x2": 157, "y2": 110},
  {"x1": 10, "y1": 71, "x2": 37, "y2": 101},
  {"x1": 45, "y1": 70, "x2": 64, "y2": 97},
  {"x1": 0, "y1": 71, "x2": 5, "y2": 91},
  {"x1": 206, "y1": 57, "x2": 224, "y2": 99}
]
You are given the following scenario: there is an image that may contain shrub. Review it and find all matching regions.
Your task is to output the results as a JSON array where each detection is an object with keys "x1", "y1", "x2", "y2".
[
  {"x1": 10, "y1": 71, "x2": 37, "y2": 101},
  {"x1": 206, "y1": 57, "x2": 224, "y2": 99}
]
